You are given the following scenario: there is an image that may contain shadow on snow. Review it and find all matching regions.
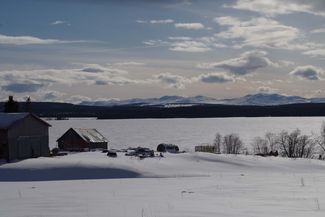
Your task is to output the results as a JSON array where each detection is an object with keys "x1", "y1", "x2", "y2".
[{"x1": 0, "y1": 167, "x2": 141, "y2": 182}]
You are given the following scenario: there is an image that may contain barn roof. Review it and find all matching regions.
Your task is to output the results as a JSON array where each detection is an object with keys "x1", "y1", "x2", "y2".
[
  {"x1": 0, "y1": 113, "x2": 51, "y2": 130},
  {"x1": 71, "y1": 128, "x2": 108, "y2": 143}
]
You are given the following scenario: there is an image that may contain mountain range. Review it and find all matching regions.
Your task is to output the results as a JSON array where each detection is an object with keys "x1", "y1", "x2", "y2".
[{"x1": 80, "y1": 93, "x2": 325, "y2": 107}]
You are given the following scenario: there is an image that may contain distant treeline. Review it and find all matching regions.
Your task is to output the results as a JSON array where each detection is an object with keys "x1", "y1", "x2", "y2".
[{"x1": 1, "y1": 101, "x2": 325, "y2": 118}]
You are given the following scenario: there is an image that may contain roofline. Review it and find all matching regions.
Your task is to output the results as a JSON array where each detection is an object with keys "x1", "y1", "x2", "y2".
[
  {"x1": 56, "y1": 127, "x2": 108, "y2": 143},
  {"x1": 30, "y1": 113, "x2": 52, "y2": 127},
  {"x1": 0, "y1": 112, "x2": 51, "y2": 130}
]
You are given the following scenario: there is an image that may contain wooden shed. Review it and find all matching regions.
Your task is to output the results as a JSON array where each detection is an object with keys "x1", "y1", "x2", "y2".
[
  {"x1": 57, "y1": 128, "x2": 108, "y2": 151},
  {"x1": 0, "y1": 113, "x2": 51, "y2": 161}
]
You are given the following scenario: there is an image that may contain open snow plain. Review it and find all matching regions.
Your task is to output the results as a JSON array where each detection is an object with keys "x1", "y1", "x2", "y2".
[
  {"x1": 1, "y1": 152, "x2": 325, "y2": 217},
  {"x1": 1, "y1": 117, "x2": 325, "y2": 217}
]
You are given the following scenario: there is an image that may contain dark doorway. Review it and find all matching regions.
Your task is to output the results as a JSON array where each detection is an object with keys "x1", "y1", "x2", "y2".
[{"x1": 0, "y1": 143, "x2": 8, "y2": 160}]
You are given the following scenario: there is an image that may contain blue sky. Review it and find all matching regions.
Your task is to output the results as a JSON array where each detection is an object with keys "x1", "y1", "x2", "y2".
[{"x1": 0, "y1": 0, "x2": 325, "y2": 102}]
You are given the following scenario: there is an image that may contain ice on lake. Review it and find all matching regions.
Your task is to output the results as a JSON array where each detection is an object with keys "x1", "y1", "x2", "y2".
[{"x1": 48, "y1": 117, "x2": 325, "y2": 150}]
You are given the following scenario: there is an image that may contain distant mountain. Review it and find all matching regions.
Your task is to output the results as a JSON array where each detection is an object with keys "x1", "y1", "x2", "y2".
[
  {"x1": 79, "y1": 95, "x2": 218, "y2": 107},
  {"x1": 79, "y1": 93, "x2": 325, "y2": 107},
  {"x1": 220, "y1": 93, "x2": 309, "y2": 106}
]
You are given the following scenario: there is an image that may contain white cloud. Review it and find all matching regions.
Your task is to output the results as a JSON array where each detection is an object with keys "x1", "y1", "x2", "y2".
[
  {"x1": 303, "y1": 49, "x2": 325, "y2": 58},
  {"x1": 144, "y1": 36, "x2": 226, "y2": 53},
  {"x1": 112, "y1": 62, "x2": 145, "y2": 66},
  {"x1": 41, "y1": 90, "x2": 64, "y2": 101},
  {"x1": 136, "y1": 19, "x2": 174, "y2": 24},
  {"x1": 198, "y1": 72, "x2": 235, "y2": 83},
  {"x1": 174, "y1": 23, "x2": 205, "y2": 30},
  {"x1": 0, "y1": 65, "x2": 137, "y2": 93},
  {"x1": 197, "y1": 50, "x2": 277, "y2": 75},
  {"x1": 136, "y1": 20, "x2": 147, "y2": 24},
  {"x1": 289, "y1": 65, "x2": 324, "y2": 80},
  {"x1": 0, "y1": 34, "x2": 82, "y2": 45},
  {"x1": 150, "y1": 19, "x2": 174, "y2": 24},
  {"x1": 214, "y1": 16, "x2": 302, "y2": 50},
  {"x1": 154, "y1": 72, "x2": 189, "y2": 89},
  {"x1": 51, "y1": 20, "x2": 70, "y2": 25},
  {"x1": 311, "y1": 28, "x2": 325, "y2": 34},
  {"x1": 169, "y1": 40, "x2": 211, "y2": 52},
  {"x1": 227, "y1": 0, "x2": 325, "y2": 17},
  {"x1": 279, "y1": 60, "x2": 295, "y2": 67}
]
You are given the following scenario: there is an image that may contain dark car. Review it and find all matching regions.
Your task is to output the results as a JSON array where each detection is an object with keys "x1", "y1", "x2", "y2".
[{"x1": 107, "y1": 150, "x2": 117, "y2": 158}]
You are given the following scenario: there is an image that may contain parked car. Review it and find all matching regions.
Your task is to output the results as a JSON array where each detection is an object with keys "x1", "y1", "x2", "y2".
[{"x1": 107, "y1": 150, "x2": 117, "y2": 158}]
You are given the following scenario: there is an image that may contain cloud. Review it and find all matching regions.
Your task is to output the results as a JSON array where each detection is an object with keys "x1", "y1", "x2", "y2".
[
  {"x1": 214, "y1": 16, "x2": 302, "y2": 50},
  {"x1": 80, "y1": 64, "x2": 128, "y2": 74},
  {"x1": 41, "y1": 90, "x2": 63, "y2": 101},
  {"x1": 197, "y1": 50, "x2": 277, "y2": 75},
  {"x1": 51, "y1": 20, "x2": 70, "y2": 25},
  {"x1": 81, "y1": 67, "x2": 105, "y2": 73},
  {"x1": 169, "y1": 40, "x2": 211, "y2": 52},
  {"x1": 2, "y1": 82, "x2": 45, "y2": 93},
  {"x1": 303, "y1": 49, "x2": 325, "y2": 58},
  {"x1": 136, "y1": 19, "x2": 174, "y2": 24},
  {"x1": 198, "y1": 72, "x2": 235, "y2": 83},
  {"x1": 150, "y1": 19, "x2": 174, "y2": 24},
  {"x1": 154, "y1": 72, "x2": 189, "y2": 89},
  {"x1": 289, "y1": 65, "x2": 324, "y2": 80},
  {"x1": 0, "y1": 64, "x2": 135, "y2": 94},
  {"x1": 257, "y1": 86, "x2": 278, "y2": 94},
  {"x1": 227, "y1": 0, "x2": 325, "y2": 17},
  {"x1": 154, "y1": 71, "x2": 237, "y2": 89},
  {"x1": 112, "y1": 61, "x2": 145, "y2": 66},
  {"x1": 311, "y1": 28, "x2": 325, "y2": 34},
  {"x1": 174, "y1": 23, "x2": 205, "y2": 30},
  {"x1": 144, "y1": 36, "x2": 226, "y2": 53},
  {"x1": 0, "y1": 34, "x2": 82, "y2": 45}
]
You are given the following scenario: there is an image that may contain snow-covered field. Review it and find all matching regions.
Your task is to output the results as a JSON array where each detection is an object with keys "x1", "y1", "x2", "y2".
[
  {"x1": 48, "y1": 117, "x2": 325, "y2": 150},
  {"x1": 1, "y1": 152, "x2": 325, "y2": 217},
  {"x1": 2, "y1": 117, "x2": 325, "y2": 217}
]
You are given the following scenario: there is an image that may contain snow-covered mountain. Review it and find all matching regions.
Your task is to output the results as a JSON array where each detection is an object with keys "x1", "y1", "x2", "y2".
[{"x1": 80, "y1": 93, "x2": 325, "y2": 107}]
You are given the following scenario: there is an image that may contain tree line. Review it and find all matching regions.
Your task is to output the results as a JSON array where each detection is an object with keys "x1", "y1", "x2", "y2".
[{"x1": 211, "y1": 122, "x2": 325, "y2": 159}]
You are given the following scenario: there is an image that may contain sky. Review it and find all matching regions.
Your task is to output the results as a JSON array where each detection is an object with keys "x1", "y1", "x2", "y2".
[{"x1": 0, "y1": 0, "x2": 325, "y2": 103}]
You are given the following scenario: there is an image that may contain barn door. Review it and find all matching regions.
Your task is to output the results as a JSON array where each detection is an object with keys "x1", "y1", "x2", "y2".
[
  {"x1": 17, "y1": 136, "x2": 42, "y2": 159},
  {"x1": 0, "y1": 143, "x2": 7, "y2": 159}
]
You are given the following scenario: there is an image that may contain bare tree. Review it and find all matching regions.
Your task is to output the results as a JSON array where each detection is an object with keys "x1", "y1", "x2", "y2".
[
  {"x1": 265, "y1": 132, "x2": 278, "y2": 152},
  {"x1": 222, "y1": 134, "x2": 243, "y2": 154},
  {"x1": 318, "y1": 122, "x2": 325, "y2": 152},
  {"x1": 277, "y1": 129, "x2": 316, "y2": 158},
  {"x1": 213, "y1": 133, "x2": 222, "y2": 154},
  {"x1": 252, "y1": 136, "x2": 269, "y2": 155}
]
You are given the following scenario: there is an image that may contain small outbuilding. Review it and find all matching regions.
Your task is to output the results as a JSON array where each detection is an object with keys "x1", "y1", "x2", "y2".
[
  {"x1": 0, "y1": 113, "x2": 51, "y2": 161},
  {"x1": 57, "y1": 128, "x2": 108, "y2": 151},
  {"x1": 157, "y1": 143, "x2": 179, "y2": 153}
]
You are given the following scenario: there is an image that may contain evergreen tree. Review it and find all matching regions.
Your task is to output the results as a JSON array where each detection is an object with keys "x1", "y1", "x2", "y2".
[{"x1": 4, "y1": 96, "x2": 19, "y2": 113}]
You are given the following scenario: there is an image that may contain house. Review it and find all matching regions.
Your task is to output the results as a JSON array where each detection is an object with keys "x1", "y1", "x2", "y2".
[
  {"x1": 57, "y1": 128, "x2": 108, "y2": 151},
  {"x1": 0, "y1": 113, "x2": 51, "y2": 161}
]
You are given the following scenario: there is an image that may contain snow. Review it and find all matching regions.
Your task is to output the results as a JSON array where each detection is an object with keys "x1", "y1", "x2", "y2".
[
  {"x1": 1, "y1": 152, "x2": 325, "y2": 216},
  {"x1": 48, "y1": 117, "x2": 325, "y2": 150},
  {"x1": 2, "y1": 117, "x2": 325, "y2": 216},
  {"x1": 70, "y1": 128, "x2": 108, "y2": 143}
]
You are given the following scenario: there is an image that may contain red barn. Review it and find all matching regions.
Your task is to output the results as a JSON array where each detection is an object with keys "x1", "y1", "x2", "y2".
[{"x1": 57, "y1": 128, "x2": 108, "y2": 151}]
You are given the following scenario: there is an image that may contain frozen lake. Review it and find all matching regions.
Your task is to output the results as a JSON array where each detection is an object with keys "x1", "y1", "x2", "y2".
[{"x1": 48, "y1": 117, "x2": 325, "y2": 151}]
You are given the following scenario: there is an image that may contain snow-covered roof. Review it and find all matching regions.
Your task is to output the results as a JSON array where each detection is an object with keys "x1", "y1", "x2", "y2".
[
  {"x1": 0, "y1": 113, "x2": 51, "y2": 129},
  {"x1": 72, "y1": 128, "x2": 108, "y2": 143}
]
